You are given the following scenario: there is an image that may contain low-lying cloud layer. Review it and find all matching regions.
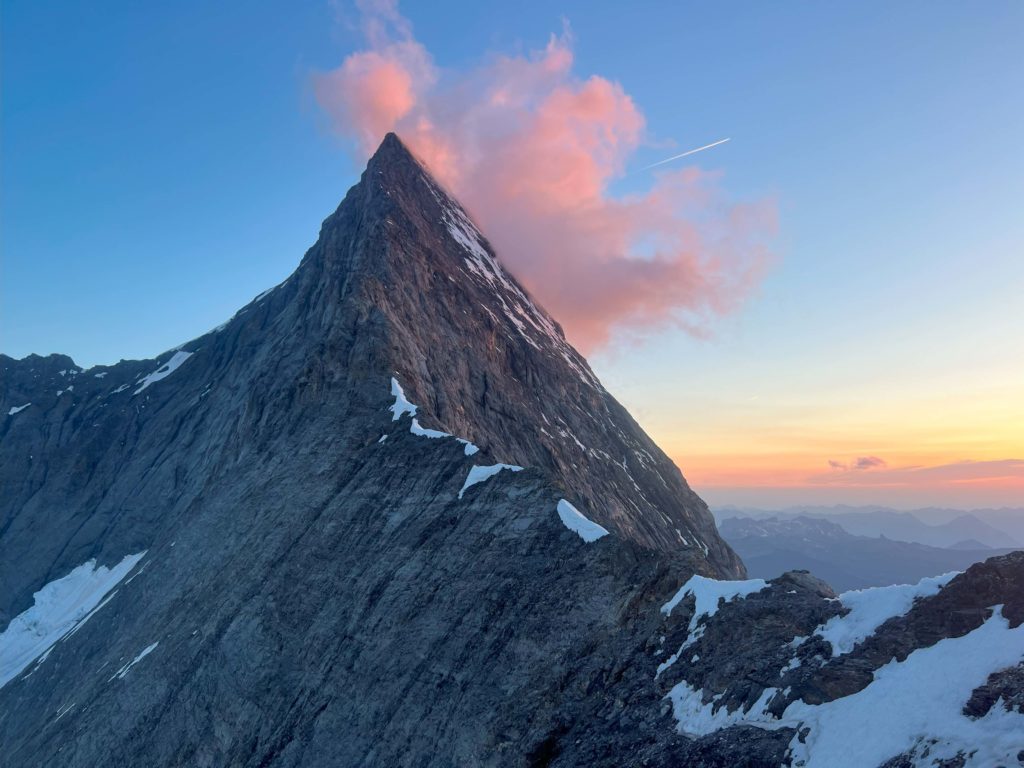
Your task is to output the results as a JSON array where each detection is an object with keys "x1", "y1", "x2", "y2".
[{"x1": 313, "y1": 0, "x2": 775, "y2": 351}]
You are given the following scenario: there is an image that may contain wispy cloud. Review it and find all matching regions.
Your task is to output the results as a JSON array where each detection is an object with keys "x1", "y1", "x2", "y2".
[
  {"x1": 854, "y1": 455, "x2": 887, "y2": 470},
  {"x1": 827, "y1": 456, "x2": 887, "y2": 471},
  {"x1": 813, "y1": 458, "x2": 1024, "y2": 486},
  {"x1": 312, "y1": 0, "x2": 775, "y2": 351}
]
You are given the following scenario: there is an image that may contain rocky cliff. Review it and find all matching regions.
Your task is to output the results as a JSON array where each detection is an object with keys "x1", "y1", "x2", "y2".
[{"x1": 2, "y1": 134, "x2": 1021, "y2": 767}]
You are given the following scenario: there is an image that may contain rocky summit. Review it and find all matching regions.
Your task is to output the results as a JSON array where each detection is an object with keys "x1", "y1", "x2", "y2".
[{"x1": 2, "y1": 135, "x2": 1022, "y2": 767}]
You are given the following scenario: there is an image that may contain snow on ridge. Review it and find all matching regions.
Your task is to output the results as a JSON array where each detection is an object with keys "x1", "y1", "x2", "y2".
[
  {"x1": 812, "y1": 571, "x2": 958, "y2": 657},
  {"x1": 7, "y1": 403, "x2": 31, "y2": 416},
  {"x1": 134, "y1": 350, "x2": 194, "y2": 395},
  {"x1": 421, "y1": 176, "x2": 601, "y2": 390},
  {"x1": 108, "y1": 642, "x2": 159, "y2": 682},
  {"x1": 556, "y1": 499, "x2": 609, "y2": 543},
  {"x1": 390, "y1": 378, "x2": 418, "y2": 421},
  {"x1": 661, "y1": 575, "x2": 768, "y2": 630},
  {"x1": 409, "y1": 418, "x2": 447, "y2": 439},
  {"x1": 459, "y1": 463, "x2": 524, "y2": 499},
  {"x1": 0, "y1": 552, "x2": 147, "y2": 688},
  {"x1": 389, "y1": 377, "x2": 479, "y2": 456}
]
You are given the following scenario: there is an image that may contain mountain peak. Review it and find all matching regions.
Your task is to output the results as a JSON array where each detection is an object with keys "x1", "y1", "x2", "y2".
[
  {"x1": 363, "y1": 131, "x2": 428, "y2": 186},
  {"x1": 370, "y1": 131, "x2": 417, "y2": 164},
  {"x1": 294, "y1": 141, "x2": 743, "y2": 567},
  {"x1": 1, "y1": 133, "x2": 746, "y2": 597}
]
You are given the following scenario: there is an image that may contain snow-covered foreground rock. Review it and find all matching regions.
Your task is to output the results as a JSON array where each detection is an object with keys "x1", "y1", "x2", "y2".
[{"x1": 655, "y1": 555, "x2": 1024, "y2": 767}]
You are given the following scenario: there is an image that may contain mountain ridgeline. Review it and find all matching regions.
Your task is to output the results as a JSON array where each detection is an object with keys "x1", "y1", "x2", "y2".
[
  {"x1": 718, "y1": 515, "x2": 1019, "y2": 592},
  {"x1": 2, "y1": 135, "x2": 1022, "y2": 768}
]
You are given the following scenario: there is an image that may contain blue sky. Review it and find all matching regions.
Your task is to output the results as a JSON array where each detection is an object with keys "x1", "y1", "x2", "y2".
[{"x1": 3, "y1": 1, "x2": 1022, "y2": 506}]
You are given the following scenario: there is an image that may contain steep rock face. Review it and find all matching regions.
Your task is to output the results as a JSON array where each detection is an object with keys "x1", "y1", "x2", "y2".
[
  {"x1": 1, "y1": 134, "x2": 739, "y2": 767},
  {"x1": 327, "y1": 134, "x2": 738, "y2": 565},
  {"x1": 0, "y1": 134, "x2": 738, "y2": 632}
]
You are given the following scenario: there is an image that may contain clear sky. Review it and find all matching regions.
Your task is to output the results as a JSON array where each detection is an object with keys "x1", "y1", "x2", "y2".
[{"x1": 3, "y1": 1, "x2": 1022, "y2": 509}]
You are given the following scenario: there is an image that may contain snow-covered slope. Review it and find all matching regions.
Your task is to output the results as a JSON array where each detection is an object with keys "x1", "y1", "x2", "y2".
[{"x1": 652, "y1": 553, "x2": 1024, "y2": 767}]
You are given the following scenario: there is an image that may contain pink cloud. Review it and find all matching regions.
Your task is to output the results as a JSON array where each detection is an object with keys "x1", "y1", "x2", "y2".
[
  {"x1": 811, "y1": 459, "x2": 1024, "y2": 487},
  {"x1": 313, "y1": 2, "x2": 776, "y2": 351},
  {"x1": 853, "y1": 455, "x2": 887, "y2": 470}
]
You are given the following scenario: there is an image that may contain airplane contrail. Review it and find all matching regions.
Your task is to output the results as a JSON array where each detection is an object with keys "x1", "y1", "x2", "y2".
[{"x1": 640, "y1": 138, "x2": 730, "y2": 171}]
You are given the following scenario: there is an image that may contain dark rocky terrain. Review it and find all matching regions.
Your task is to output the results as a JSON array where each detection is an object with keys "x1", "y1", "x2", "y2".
[
  {"x1": 2, "y1": 134, "x2": 1022, "y2": 767},
  {"x1": 719, "y1": 516, "x2": 1018, "y2": 591}
]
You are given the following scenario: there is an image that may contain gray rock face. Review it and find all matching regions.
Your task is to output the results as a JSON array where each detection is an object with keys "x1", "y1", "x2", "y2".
[
  {"x1": 2, "y1": 134, "x2": 1021, "y2": 768},
  {"x1": 0, "y1": 134, "x2": 738, "y2": 766}
]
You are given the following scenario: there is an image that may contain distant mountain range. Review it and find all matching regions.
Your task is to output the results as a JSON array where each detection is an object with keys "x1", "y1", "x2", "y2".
[
  {"x1": 713, "y1": 504, "x2": 1023, "y2": 550},
  {"x1": 718, "y1": 515, "x2": 1019, "y2": 591}
]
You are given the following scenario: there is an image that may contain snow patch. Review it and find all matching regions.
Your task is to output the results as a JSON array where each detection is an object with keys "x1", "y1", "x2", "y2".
[
  {"x1": 556, "y1": 499, "x2": 609, "y2": 542},
  {"x1": 389, "y1": 377, "x2": 479, "y2": 455},
  {"x1": 785, "y1": 607, "x2": 1024, "y2": 767},
  {"x1": 390, "y1": 377, "x2": 418, "y2": 421},
  {"x1": 814, "y1": 572, "x2": 957, "y2": 657},
  {"x1": 109, "y1": 642, "x2": 159, "y2": 681},
  {"x1": 134, "y1": 350, "x2": 194, "y2": 395},
  {"x1": 7, "y1": 403, "x2": 31, "y2": 416},
  {"x1": 459, "y1": 463, "x2": 523, "y2": 499},
  {"x1": 661, "y1": 575, "x2": 769, "y2": 630},
  {"x1": 668, "y1": 683, "x2": 780, "y2": 737},
  {"x1": 0, "y1": 552, "x2": 147, "y2": 688},
  {"x1": 409, "y1": 418, "x2": 446, "y2": 439},
  {"x1": 780, "y1": 655, "x2": 801, "y2": 675},
  {"x1": 53, "y1": 700, "x2": 75, "y2": 723}
]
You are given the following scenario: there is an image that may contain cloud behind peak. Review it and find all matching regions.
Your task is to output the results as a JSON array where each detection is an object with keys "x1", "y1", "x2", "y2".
[{"x1": 313, "y1": 1, "x2": 776, "y2": 351}]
